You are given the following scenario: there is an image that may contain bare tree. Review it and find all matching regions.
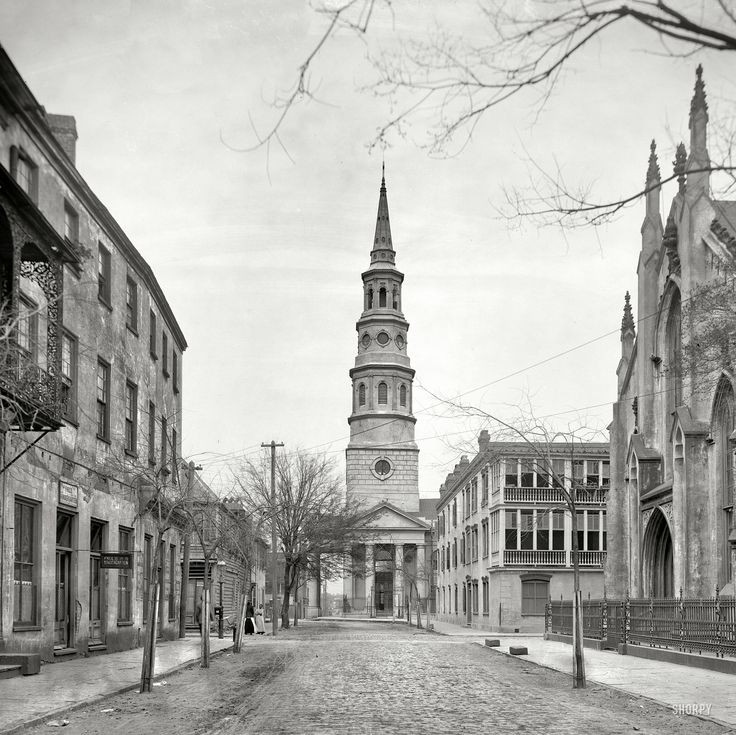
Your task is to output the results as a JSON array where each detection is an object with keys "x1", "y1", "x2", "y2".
[
  {"x1": 436, "y1": 394, "x2": 606, "y2": 689},
  {"x1": 237, "y1": 451, "x2": 366, "y2": 630},
  {"x1": 245, "y1": 1, "x2": 736, "y2": 225}
]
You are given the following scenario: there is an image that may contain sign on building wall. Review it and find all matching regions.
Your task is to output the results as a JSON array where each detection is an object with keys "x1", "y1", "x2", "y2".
[
  {"x1": 100, "y1": 553, "x2": 132, "y2": 569},
  {"x1": 58, "y1": 480, "x2": 78, "y2": 508}
]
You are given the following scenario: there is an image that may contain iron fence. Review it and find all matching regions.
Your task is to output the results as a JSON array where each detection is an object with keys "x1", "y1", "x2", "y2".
[{"x1": 545, "y1": 589, "x2": 736, "y2": 659}]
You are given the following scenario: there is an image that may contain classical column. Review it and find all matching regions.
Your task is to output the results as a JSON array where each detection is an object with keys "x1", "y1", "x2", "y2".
[
  {"x1": 365, "y1": 544, "x2": 375, "y2": 615},
  {"x1": 394, "y1": 544, "x2": 404, "y2": 616},
  {"x1": 416, "y1": 542, "x2": 427, "y2": 602}
]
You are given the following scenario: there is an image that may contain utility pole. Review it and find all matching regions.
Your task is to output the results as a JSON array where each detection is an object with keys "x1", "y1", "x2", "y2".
[{"x1": 262, "y1": 440, "x2": 283, "y2": 636}]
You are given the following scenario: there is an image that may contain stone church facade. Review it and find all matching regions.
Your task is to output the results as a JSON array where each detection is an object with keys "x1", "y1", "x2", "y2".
[
  {"x1": 342, "y1": 172, "x2": 435, "y2": 617},
  {"x1": 607, "y1": 67, "x2": 736, "y2": 599}
]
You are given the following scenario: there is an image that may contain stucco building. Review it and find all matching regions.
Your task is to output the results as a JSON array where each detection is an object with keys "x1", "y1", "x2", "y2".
[
  {"x1": 436, "y1": 432, "x2": 609, "y2": 633},
  {"x1": 607, "y1": 67, "x2": 736, "y2": 599},
  {"x1": 342, "y1": 172, "x2": 436, "y2": 617},
  {"x1": 0, "y1": 45, "x2": 187, "y2": 660}
]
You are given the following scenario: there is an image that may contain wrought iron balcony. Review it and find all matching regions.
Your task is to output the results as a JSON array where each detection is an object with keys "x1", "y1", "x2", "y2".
[{"x1": 502, "y1": 485, "x2": 608, "y2": 504}]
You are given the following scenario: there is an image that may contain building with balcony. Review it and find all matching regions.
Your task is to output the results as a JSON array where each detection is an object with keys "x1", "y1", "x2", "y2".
[
  {"x1": 0, "y1": 45, "x2": 187, "y2": 661},
  {"x1": 435, "y1": 431, "x2": 609, "y2": 633},
  {"x1": 607, "y1": 67, "x2": 736, "y2": 600}
]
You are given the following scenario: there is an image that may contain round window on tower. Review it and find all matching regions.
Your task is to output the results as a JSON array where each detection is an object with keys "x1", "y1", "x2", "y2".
[
  {"x1": 371, "y1": 456, "x2": 394, "y2": 481},
  {"x1": 376, "y1": 331, "x2": 390, "y2": 346},
  {"x1": 395, "y1": 334, "x2": 405, "y2": 350},
  {"x1": 361, "y1": 333, "x2": 371, "y2": 348}
]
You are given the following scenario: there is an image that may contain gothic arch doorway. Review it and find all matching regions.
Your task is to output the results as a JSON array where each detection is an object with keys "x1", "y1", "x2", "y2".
[{"x1": 642, "y1": 508, "x2": 674, "y2": 597}]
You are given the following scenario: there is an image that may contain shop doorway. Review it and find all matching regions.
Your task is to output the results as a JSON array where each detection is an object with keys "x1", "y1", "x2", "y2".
[
  {"x1": 55, "y1": 512, "x2": 74, "y2": 649},
  {"x1": 89, "y1": 520, "x2": 106, "y2": 646}
]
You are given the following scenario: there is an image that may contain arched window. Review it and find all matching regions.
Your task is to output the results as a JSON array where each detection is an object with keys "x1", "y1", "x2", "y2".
[
  {"x1": 378, "y1": 382, "x2": 388, "y2": 404},
  {"x1": 379, "y1": 288, "x2": 387, "y2": 307},
  {"x1": 399, "y1": 384, "x2": 407, "y2": 407},
  {"x1": 365, "y1": 288, "x2": 373, "y2": 310},
  {"x1": 666, "y1": 291, "x2": 682, "y2": 408},
  {"x1": 358, "y1": 383, "x2": 366, "y2": 406},
  {"x1": 392, "y1": 288, "x2": 399, "y2": 310},
  {"x1": 713, "y1": 378, "x2": 735, "y2": 587}
]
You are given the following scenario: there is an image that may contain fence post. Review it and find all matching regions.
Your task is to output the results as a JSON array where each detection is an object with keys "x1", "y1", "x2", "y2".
[
  {"x1": 545, "y1": 597, "x2": 551, "y2": 635},
  {"x1": 715, "y1": 585, "x2": 722, "y2": 659},
  {"x1": 623, "y1": 590, "x2": 629, "y2": 646},
  {"x1": 600, "y1": 597, "x2": 606, "y2": 641},
  {"x1": 648, "y1": 596, "x2": 654, "y2": 646},
  {"x1": 678, "y1": 586, "x2": 685, "y2": 652}
]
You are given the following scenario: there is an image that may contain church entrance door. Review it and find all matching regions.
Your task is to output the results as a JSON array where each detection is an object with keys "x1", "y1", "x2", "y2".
[
  {"x1": 374, "y1": 572, "x2": 393, "y2": 616},
  {"x1": 643, "y1": 508, "x2": 674, "y2": 597}
]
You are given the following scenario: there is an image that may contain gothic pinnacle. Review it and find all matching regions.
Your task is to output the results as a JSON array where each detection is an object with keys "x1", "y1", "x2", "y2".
[
  {"x1": 646, "y1": 139, "x2": 660, "y2": 186},
  {"x1": 690, "y1": 64, "x2": 708, "y2": 122},
  {"x1": 621, "y1": 291, "x2": 635, "y2": 336},
  {"x1": 674, "y1": 143, "x2": 687, "y2": 194}
]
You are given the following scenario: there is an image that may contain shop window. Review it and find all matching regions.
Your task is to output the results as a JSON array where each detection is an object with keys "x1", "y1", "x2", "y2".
[
  {"x1": 13, "y1": 499, "x2": 38, "y2": 626},
  {"x1": 117, "y1": 527, "x2": 133, "y2": 622},
  {"x1": 521, "y1": 578, "x2": 549, "y2": 616}
]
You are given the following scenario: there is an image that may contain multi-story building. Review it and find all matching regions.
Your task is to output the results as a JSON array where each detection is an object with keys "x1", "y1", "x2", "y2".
[
  {"x1": 341, "y1": 171, "x2": 436, "y2": 617},
  {"x1": 607, "y1": 67, "x2": 736, "y2": 599},
  {"x1": 436, "y1": 431, "x2": 609, "y2": 632},
  {"x1": 0, "y1": 45, "x2": 187, "y2": 660}
]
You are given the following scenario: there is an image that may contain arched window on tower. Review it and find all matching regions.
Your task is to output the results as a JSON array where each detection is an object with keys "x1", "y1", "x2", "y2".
[
  {"x1": 666, "y1": 291, "x2": 682, "y2": 408},
  {"x1": 392, "y1": 288, "x2": 399, "y2": 310},
  {"x1": 366, "y1": 288, "x2": 373, "y2": 310},
  {"x1": 358, "y1": 383, "x2": 366, "y2": 407},
  {"x1": 399, "y1": 384, "x2": 407, "y2": 407},
  {"x1": 379, "y1": 288, "x2": 387, "y2": 308},
  {"x1": 713, "y1": 378, "x2": 735, "y2": 588},
  {"x1": 378, "y1": 382, "x2": 388, "y2": 405}
]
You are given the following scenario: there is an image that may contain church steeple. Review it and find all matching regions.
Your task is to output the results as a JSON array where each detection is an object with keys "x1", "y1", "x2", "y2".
[
  {"x1": 371, "y1": 165, "x2": 396, "y2": 267},
  {"x1": 347, "y1": 170, "x2": 419, "y2": 513}
]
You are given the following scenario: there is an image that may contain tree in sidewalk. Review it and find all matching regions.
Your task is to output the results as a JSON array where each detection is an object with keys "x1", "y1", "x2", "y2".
[
  {"x1": 244, "y1": 1, "x2": 736, "y2": 227},
  {"x1": 435, "y1": 396, "x2": 606, "y2": 689},
  {"x1": 236, "y1": 451, "x2": 367, "y2": 630}
]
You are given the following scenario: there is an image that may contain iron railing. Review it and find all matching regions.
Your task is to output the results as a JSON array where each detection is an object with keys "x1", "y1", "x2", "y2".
[{"x1": 546, "y1": 589, "x2": 736, "y2": 659}]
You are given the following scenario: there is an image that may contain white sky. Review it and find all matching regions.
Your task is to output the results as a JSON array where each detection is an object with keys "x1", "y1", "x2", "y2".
[{"x1": 1, "y1": 1, "x2": 733, "y2": 498}]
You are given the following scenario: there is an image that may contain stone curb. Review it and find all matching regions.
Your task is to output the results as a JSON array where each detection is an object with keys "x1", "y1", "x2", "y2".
[
  {"x1": 0, "y1": 644, "x2": 234, "y2": 735},
  {"x1": 475, "y1": 642, "x2": 735, "y2": 731}
]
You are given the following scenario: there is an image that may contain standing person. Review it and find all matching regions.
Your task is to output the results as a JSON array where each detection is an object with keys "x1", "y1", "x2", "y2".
[
  {"x1": 195, "y1": 591, "x2": 214, "y2": 635},
  {"x1": 244, "y1": 601, "x2": 255, "y2": 635},
  {"x1": 255, "y1": 604, "x2": 265, "y2": 635}
]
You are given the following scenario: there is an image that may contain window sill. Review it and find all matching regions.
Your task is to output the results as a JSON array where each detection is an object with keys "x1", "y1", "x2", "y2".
[
  {"x1": 62, "y1": 414, "x2": 79, "y2": 427},
  {"x1": 126, "y1": 324, "x2": 139, "y2": 337},
  {"x1": 117, "y1": 620, "x2": 134, "y2": 627},
  {"x1": 97, "y1": 434, "x2": 111, "y2": 445},
  {"x1": 12, "y1": 624, "x2": 41, "y2": 632},
  {"x1": 98, "y1": 296, "x2": 113, "y2": 312},
  {"x1": 150, "y1": 351, "x2": 158, "y2": 361},
  {"x1": 125, "y1": 449, "x2": 138, "y2": 459},
  {"x1": 162, "y1": 369, "x2": 170, "y2": 379}
]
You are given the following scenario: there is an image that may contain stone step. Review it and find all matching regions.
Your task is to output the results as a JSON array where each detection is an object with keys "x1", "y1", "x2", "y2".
[{"x1": 0, "y1": 664, "x2": 22, "y2": 680}]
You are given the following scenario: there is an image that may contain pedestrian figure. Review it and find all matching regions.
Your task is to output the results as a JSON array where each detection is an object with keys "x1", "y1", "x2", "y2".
[
  {"x1": 195, "y1": 592, "x2": 213, "y2": 635},
  {"x1": 255, "y1": 604, "x2": 265, "y2": 634},
  {"x1": 244, "y1": 601, "x2": 255, "y2": 635}
]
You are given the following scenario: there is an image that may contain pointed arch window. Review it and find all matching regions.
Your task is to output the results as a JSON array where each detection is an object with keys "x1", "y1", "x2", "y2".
[
  {"x1": 358, "y1": 383, "x2": 366, "y2": 406},
  {"x1": 379, "y1": 288, "x2": 387, "y2": 308},
  {"x1": 713, "y1": 378, "x2": 735, "y2": 587},
  {"x1": 666, "y1": 291, "x2": 682, "y2": 408},
  {"x1": 378, "y1": 382, "x2": 388, "y2": 405},
  {"x1": 399, "y1": 384, "x2": 407, "y2": 407}
]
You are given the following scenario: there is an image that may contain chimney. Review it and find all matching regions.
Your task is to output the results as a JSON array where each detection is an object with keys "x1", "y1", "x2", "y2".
[
  {"x1": 478, "y1": 429, "x2": 490, "y2": 453},
  {"x1": 47, "y1": 114, "x2": 77, "y2": 165}
]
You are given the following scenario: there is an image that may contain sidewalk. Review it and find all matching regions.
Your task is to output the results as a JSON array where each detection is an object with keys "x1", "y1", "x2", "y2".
[
  {"x1": 425, "y1": 617, "x2": 736, "y2": 727},
  {"x1": 0, "y1": 635, "x2": 233, "y2": 734}
]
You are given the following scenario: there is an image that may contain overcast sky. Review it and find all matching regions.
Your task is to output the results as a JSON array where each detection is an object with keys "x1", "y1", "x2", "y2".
[{"x1": 2, "y1": 1, "x2": 733, "y2": 498}]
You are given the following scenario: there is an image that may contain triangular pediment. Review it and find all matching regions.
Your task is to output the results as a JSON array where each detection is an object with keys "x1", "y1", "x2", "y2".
[{"x1": 357, "y1": 501, "x2": 430, "y2": 531}]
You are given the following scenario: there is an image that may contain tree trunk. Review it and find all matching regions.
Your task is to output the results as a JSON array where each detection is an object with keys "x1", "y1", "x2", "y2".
[
  {"x1": 178, "y1": 532, "x2": 190, "y2": 638},
  {"x1": 233, "y1": 561, "x2": 249, "y2": 653},
  {"x1": 140, "y1": 535, "x2": 162, "y2": 693},
  {"x1": 280, "y1": 564, "x2": 292, "y2": 630},
  {"x1": 201, "y1": 560, "x2": 211, "y2": 668},
  {"x1": 570, "y1": 505, "x2": 586, "y2": 689}
]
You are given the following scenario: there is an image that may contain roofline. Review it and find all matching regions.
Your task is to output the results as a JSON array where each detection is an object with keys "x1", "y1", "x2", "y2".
[{"x1": 0, "y1": 45, "x2": 187, "y2": 351}]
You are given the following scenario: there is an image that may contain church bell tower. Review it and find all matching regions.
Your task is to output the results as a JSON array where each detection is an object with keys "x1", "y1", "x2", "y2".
[{"x1": 346, "y1": 170, "x2": 419, "y2": 513}]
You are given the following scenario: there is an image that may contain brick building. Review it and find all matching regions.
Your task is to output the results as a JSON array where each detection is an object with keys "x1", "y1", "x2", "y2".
[
  {"x1": 607, "y1": 67, "x2": 736, "y2": 599},
  {"x1": 0, "y1": 45, "x2": 187, "y2": 660},
  {"x1": 435, "y1": 432, "x2": 609, "y2": 633},
  {"x1": 342, "y1": 172, "x2": 436, "y2": 617}
]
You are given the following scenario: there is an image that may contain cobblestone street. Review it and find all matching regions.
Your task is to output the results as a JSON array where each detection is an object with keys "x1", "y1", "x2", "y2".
[{"x1": 21, "y1": 621, "x2": 731, "y2": 735}]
